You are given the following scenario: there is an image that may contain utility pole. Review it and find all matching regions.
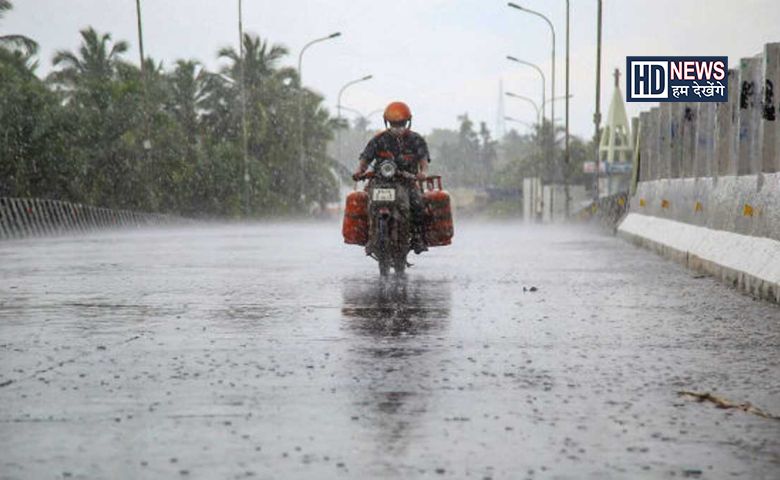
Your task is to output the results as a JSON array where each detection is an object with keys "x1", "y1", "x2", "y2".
[
  {"x1": 564, "y1": 0, "x2": 570, "y2": 216},
  {"x1": 593, "y1": 0, "x2": 603, "y2": 200},
  {"x1": 239, "y1": 0, "x2": 250, "y2": 216},
  {"x1": 135, "y1": 0, "x2": 144, "y2": 74},
  {"x1": 135, "y1": 0, "x2": 151, "y2": 151}
]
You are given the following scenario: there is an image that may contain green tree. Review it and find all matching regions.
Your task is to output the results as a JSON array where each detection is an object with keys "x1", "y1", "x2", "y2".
[
  {"x1": 3, "y1": 24, "x2": 341, "y2": 218},
  {"x1": 217, "y1": 33, "x2": 338, "y2": 214},
  {"x1": 48, "y1": 27, "x2": 145, "y2": 209},
  {"x1": 0, "y1": 50, "x2": 73, "y2": 198},
  {"x1": 0, "y1": 2, "x2": 75, "y2": 199},
  {"x1": 0, "y1": 1, "x2": 37, "y2": 58},
  {"x1": 50, "y1": 28, "x2": 129, "y2": 106}
]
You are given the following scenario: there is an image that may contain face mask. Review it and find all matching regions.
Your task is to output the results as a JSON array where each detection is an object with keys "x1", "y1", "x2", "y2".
[{"x1": 389, "y1": 126, "x2": 407, "y2": 136}]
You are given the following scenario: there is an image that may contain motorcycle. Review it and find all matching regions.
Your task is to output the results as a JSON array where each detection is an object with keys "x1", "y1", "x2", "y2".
[
  {"x1": 343, "y1": 159, "x2": 454, "y2": 277},
  {"x1": 355, "y1": 158, "x2": 416, "y2": 276}
]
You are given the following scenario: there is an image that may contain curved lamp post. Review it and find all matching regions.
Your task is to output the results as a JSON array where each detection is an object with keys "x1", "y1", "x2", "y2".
[
  {"x1": 338, "y1": 106, "x2": 383, "y2": 125},
  {"x1": 297, "y1": 32, "x2": 341, "y2": 203},
  {"x1": 505, "y1": 91, "x2": 540, "y2": 124},
  {"x1": 336, "y1": 74, "x2": 373, "y2": 160},
  {"x1": 337, "y1": 75, "x2": 373, "y2": 121},
  {"x1": 504, "y1": 116, "x2": 534, "y2": 130},
  {"x1": 506, "y1": 56, "x2": 545, "y2": 124},
  {"x1": 338, "y1": 105, "x2": 364, "y2": 117},
  {"x1": 507, "y1": 3, "x2": 556, "y2": 173},
  {"x1": 544, "y1": 94, "x2": 572, "y2": 111}
]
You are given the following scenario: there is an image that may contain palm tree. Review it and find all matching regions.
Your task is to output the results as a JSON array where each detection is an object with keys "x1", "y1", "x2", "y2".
[
  {"x1": 216, "y1": 34, "x2": 290, "y2": 141},
  {"x1": 167, "y1": 60, "x2": 211, "y2": 137},
  {"x1": 49, "y1": 27, "x2": 128, "y2": 102},
  {"x1": 0, "y1": 0, "x2": 37, "y2": 56},
  {"x1": 218, "y1": 34, "x2": 288, "y2": 90}
]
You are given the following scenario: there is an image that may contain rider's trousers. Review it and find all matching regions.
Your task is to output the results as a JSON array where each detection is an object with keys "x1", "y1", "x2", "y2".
[{"x1": 409, "y1": 186, "x2": 425, "y2": 236}]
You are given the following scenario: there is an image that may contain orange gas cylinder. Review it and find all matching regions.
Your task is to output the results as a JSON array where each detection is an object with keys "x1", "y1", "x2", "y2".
[
  {"x1": 342, "y1": 190, "x2": 369, "y2": 245},
  {"x1": 421, "y1": 176, "x2": 454, "y2": 246}
]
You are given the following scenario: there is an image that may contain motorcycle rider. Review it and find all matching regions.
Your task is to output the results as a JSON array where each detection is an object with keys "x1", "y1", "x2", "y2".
[{"x1": 352, "y1": 101, "x2": 430, "y2": 254}]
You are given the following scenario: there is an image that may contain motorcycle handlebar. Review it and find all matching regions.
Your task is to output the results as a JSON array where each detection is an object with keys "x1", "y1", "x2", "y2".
[
  {"x1": 353, "y1": 171, "x2": 374, "y2": 181},
  {"x1": 354, "y1": 171, "x2": 422, "y2": 182}
]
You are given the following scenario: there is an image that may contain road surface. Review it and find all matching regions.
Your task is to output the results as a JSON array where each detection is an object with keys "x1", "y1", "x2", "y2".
[{"x1": 1, "y1": 222, "x2": 778, "y2": 479}]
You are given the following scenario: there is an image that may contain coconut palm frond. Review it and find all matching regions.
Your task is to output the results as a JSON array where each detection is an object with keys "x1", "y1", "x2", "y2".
[
  {"x1": 0, "y1": 34, "x2": 38, "y2": 55},
  {"x1": 0, "y1": 0, "x2": 13, "y2": 19}
]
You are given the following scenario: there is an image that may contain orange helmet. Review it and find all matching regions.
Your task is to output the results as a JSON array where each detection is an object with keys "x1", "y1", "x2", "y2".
[{"x1": 383, "y1": 101, "x2": 412, "y2": 124}]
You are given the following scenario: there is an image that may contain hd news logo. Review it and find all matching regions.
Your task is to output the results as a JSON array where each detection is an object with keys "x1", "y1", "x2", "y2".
[{"x1": 626, "y1": 56, "x2": 728, "y2": 102}]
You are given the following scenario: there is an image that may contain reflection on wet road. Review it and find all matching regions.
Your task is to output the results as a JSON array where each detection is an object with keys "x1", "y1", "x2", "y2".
[
  {"x1": 342, "y1": 277, "x2": 451, "y2": 471},
  {"x1": 342, "y1": 276, "x2": 451, "y2": 336},
  {"x1": 0, "y1": 222, "x2": 778, "y2": 479}
]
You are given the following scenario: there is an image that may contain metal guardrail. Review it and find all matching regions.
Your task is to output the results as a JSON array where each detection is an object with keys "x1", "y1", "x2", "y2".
[{"x1": 0, "y1": 197, "x2": 182, "y2": 240}]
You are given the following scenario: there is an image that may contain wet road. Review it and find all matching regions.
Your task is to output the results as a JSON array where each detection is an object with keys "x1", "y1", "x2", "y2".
[{"x1": 0, "y1": 222, "x2": 778, "y2": 479}]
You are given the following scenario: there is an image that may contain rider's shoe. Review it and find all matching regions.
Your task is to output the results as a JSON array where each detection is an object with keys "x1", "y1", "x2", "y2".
[{"x1": 411, "y1": 236, "x2": 428, "y2": 254}]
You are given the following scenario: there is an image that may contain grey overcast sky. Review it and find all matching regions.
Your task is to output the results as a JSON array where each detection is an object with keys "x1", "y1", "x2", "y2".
[{"x1": 5, "y1": 0, "x2": 780, "y2": 137}]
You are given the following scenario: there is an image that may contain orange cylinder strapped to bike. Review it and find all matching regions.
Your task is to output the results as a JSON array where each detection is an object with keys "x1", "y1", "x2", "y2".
[
  {"x1": 342, "y1": 190, "x2": 369, "y2": 245},
  {"x1": 342, "y1": 176, "x2": 453, "y2": 248},
  {"x1": 420, "y1": 176, "x2": 454, "y2": 247}
]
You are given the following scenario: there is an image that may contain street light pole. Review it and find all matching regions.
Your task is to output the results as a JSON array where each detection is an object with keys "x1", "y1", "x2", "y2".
[
  {"x1": 297, "y1": 32, "x2": 341, "y2": 207},
  {"x1": 564, "y1": 0, "x2": 570, "y2": 216},
  {"x1": 506, "y1": 56, "x2": 545, "y2": 124},
  {"x1": 594, "y1": 0, "x2": 603, "y2": 199},
  {"x1": 337, "y1": 105, "x2": 365, "y2": 117},
  {"x1": 336, "y1": 74, "x2": 373, "y2": 162},
  {"x1": 543, "y1": 95, "x2": 573, "y2": 111},
  {"x1": 135, "y1": 0, "x2": 151, "y2": 152},
  {"x1": 506, "y1": 93, "x2": 570, "y2": 167},
  {"x1": 505, "y1": 91, "x2": 543, "y2": 179},
  {"x1": 504, "y1": 116, "x2": 534, "y2": 130},
  {"x1": 507, "y1": 3, "x2": 556, "y2": 182},
  {"x1": 135, "y1": 0, "x2": 145, "y2": 73},
  {"x1": 238, "y1": 0, "x2": 250, "y2": 216},
  {"x1": 338, "y1": 106, "x2": 383, "y2": 125},
  {"x1": 505, "y1": 92, "x2": 540, "y2": 124}
]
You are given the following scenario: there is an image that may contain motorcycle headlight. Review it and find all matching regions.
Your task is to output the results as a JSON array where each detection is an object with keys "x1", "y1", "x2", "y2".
[{"x1": 379, "y1": 161, "x2": 397, "y2": 179}]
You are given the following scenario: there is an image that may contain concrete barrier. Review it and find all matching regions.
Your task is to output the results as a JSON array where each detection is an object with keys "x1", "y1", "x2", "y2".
[
  {"x1": 619, "y1": 213, "x2": 779, "y2": 302},
  {"x1": 578, "y1": 191, "x2": 629, "y2": 231},
  {"x1": 0, "y1": 197, "x2": 187, "y2": 241},
  {"x1": 523, "y1": 177, "x2": 543, "y2": 222},
  {"x1": 621, "y1": 42, "x2": 780, "y2": 303}
]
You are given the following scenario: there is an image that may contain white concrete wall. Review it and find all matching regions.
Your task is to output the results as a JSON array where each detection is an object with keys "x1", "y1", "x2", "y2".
[
  {"x1": 627, "y1": 43, "x2": 780, "y2": 302},
  {"x1": 619, "y1": 213, "x2": 780, "y2": 303},
  {"x1": 523, "y1": 177, "x2": 543, "y2": 223}
]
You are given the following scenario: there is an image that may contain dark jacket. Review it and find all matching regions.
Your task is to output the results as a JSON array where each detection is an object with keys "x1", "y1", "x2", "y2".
[{"x1": 359, "y1": 130, "x2": 430, "y2": 174}]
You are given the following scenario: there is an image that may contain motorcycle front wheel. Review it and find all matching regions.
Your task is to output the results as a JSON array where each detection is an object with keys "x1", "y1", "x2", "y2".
[
  {"x1": 377, "y1": 217, "x2": 391, "y2": 276},
  {"x1": 393, "y1": 254, "x2": 407, "y2": 275}
]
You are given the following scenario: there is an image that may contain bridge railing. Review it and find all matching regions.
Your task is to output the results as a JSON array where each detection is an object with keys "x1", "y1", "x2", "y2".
[{"x1": 0, "y1": 197, "x2": 184, "y2": 240}]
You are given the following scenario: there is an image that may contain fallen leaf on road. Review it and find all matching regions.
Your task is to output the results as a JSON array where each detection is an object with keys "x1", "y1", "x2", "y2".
[{"x1": 677, "y1": 391, "x2": 780, "y2": 421}]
